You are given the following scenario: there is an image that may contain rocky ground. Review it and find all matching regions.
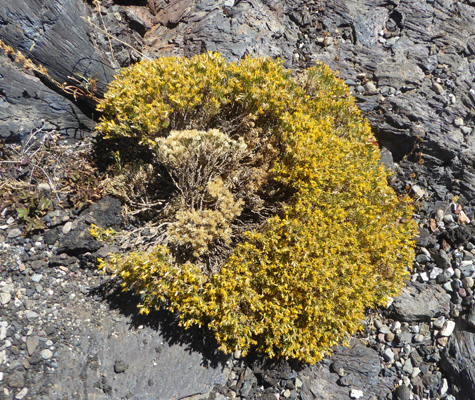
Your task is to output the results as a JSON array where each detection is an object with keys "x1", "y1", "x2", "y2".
[{"x1": 1, "y1": 0, "x2": 475, "y2": 399}]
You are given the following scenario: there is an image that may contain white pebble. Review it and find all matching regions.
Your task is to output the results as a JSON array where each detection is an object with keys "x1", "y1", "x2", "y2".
[
  {"x1": 440, "y1": 321, "x2": 456, "y2": 337},
  {"x1": 40, "y1": 349, "x2": 53, "y2": 360},
  {"x1": 419, "y1": 272, "x2": 429, "y2": 282},
  {"x1": 350, "y1": 389, "x2": 364, "y2": 399},
  {"x1": 15, "y1": 387, "x2": 28, "y2": 400}
]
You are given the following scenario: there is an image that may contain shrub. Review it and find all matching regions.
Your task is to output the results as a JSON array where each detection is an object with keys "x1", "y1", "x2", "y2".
[{"x1": 96, "y1": 52, "x2": 416, "y2": 363}]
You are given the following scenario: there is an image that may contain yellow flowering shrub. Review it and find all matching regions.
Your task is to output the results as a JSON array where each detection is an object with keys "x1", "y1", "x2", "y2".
[{"x1": 96, "y1": 52, "x2": 416, "y2": 363}]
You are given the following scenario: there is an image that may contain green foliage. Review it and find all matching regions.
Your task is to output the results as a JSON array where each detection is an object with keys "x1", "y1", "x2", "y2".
[
  {"x1": 15, "y1": 190, "x2": 52, "y2": 235},
  {"x1": 97, "y1": 52, "x2": 416, "y2": 363}
]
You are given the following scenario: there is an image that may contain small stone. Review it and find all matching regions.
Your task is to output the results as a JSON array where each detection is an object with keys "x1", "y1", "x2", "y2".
[
  {"x1": 0, "y1": 292, "x2": 11, "y2": 305},
  {"x1": 385, "y1": 332, "x2": 395, "y2": 342},
  {"x1": 402, "y1": 358, "x2": 413, "y2": 375},
  {"x1": 393, "y1": 385, "x2": 411, "y2": 400},
  {"x1": 283, "y1": 389, "x2": 291, "y2": 398},
  {"x1": 62, "y1": 221, "x2": 73, "y2": 234},
  {"x1": 432, "y1": 82, "x2": 444, "y2": 94},
  {"x1": 411, "y1": 185, "x2": 426, "y2": 199},
  {"x1": 454, "y1": 117, "x2": 464, "y2": 127},
  {"x1": 440, "y1": 320, "x2": 455, "y2": 337},
  {"x1": 295, "y1": 377, "x2": 303, "y2": 389},
  {"x1": 8, "y1": 371, "x2": 25, "y2": 388},
  {"x1": 458, "y1": 210, "x2": 471, "y2": 224},
  {"x1": 433, "y1": 316, "x2": 446, "y2": 330},
  {"x1": 233, "y1": 349, "x2": 242, "y2": 359},
  {"x1": 350, "y1": 389, "x2": 364, "y2": 399},
  {"x1": 40, "y1": 349, "x2": 53, "y2": 360},
  {"x1": 413, "y1": 334, "x2": 425, "y2": 343},
  {"x1": 443, "y1": 214, "x2": 455, "y2": 224},
  {"x1": 440, "y1": 378, "x2": 448, "y2": 396},
  {"x1": 15, "y1": 387, "x2": 28, "y2": 400},
  {"x1": 442, "y1": 282, "x2": 453, "y2": 292},
  {"x1": 383, "y1": 348, "x2": 395, "y2": 362},
  {"x1": 364, "y1": 81, "x2": 377, "y2": 93},
  {"x1": 31, "y1": 274, "x2": 43, "y2": 283},
  {"x1": 462, "y1": 277, "x2": 474, "y2": 289},
  {"x1": 25, "y1": 310, "x2": 39, "y2": 321},
  {"x1": 114, "y1": 359, "x2": 127, "y2": 373},
  {"x1": 7, "y1": 228, "x2": 22, "y2": 238},
  {"x1": 419, "y1": 272, "x2": 429, "y2": 282},
  {"x1": 27, "y1": 336, "x2": 40, "y2": 355},
  {"x1": 437, "y1": 336, "x2": 449, "y2": 346},
  {"x1": 411, "y1": 367, "x2": 421, "y2": 378}
]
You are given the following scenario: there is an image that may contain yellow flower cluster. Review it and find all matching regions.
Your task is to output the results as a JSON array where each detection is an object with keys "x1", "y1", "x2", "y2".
[{"x1": 97, "y1": 53, "x2": 416, "y2": 363}]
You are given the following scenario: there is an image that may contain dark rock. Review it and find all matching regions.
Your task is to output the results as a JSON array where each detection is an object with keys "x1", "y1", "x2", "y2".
[
  {"x1": 415, "y1": 228, "x2": 431, "y2": 247},
  {"x1": 391, "y1": 281, "x2": 451, "y2": 322},
  {"x1": 392, "y1": 384, "x2": 411, "y2": 400},
  {"x1": 58, "y1": 196, "x2": 122, "y2": 256},
  {"x1": 299, "y1": 339, "x2": 395, "y2": 400},
  {"x1": 114, "y1": 359, "x2": 128, "y2": 374},
  {"x1": 440, "y1": 326, "x2": 475, "y2": 400}
]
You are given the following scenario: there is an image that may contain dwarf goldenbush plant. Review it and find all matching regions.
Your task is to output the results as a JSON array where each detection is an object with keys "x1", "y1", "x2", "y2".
[{"x1": 96, "y1": 52, "x2": 416, "y2": 363}]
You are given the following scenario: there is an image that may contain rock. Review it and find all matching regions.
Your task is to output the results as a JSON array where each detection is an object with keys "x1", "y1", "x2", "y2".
[
  {"x1": 58, "y1": 196, "x2": 122, "y2": 256},
  {"x1": 0, "y1": 292, "x2": 11, "y2": 305},
  {"x1": 440, "y1": 328, "x2": 475, "y2": 400},
  {"x1": 25, "y1": 310, "x2": 39, "y2": 321},
  {"x1": 299, "y1": 339, "x2": 395, "y2": 400},
  {"x1": 440, "y1": 321, "x2": 456, "y2": 337},
  {"x1": 15, "y1": 387, "x2": 28, "y2": 400},
  {"x1": 391, "y1": 282, "x2": 451, "y2": 322},
  {"x1": 114, "y1": 359, "x2": 128, "y2": 373},
  {"x1": 40, "y1": 349, "x2": 53, "y2": 360},
  {"x1": 26, "y1": 336, "x2": 40, "y2": 356},
  {"x1": 7, "y1": 228, "x2": 22, "y2": 239},
  {"x1": 8, "y1": 371, "x2": 25, "y2": 388},
  {"x1": 393, "y1": 384, "x2": 411, "y2": 400},
  {"x1": 350, "y1": 389, "x2": 364, "y2": 399}
]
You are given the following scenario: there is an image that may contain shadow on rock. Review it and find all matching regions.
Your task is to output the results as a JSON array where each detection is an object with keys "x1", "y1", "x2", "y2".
[{"x1": 89, "y1": 278, "x2": 229, "y2": 369}]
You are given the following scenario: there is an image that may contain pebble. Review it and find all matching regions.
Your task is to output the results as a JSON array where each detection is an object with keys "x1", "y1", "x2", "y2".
[
  {"x1": 40, "y1": 349, "x2": 53, "y2": 360},
  {"x1": 393, "y1": 385, "x2": 411, "y2": 400},
  {"x1": 7, "y1": 371, "x2": 25, "y2": 388},
  {"x1": 364, "y1": 81, "x2": 377, "y2": 93},
  {"x1": 432, "y1": 82, "x2": 444, "y2": 94},
  {"x1": 114, "y1": 359, "x2": 128, "y2": 373},
  {"x1": 31, "y1": 274, "x2": 43, "y2": 283},
  {"x1": 433, "y1": 316, "x2": 446, "y2": 330},
  {"x1": 350, "y1": 389, "x2": 364, "y2": 399},
  {"x1": 463, "y1": 276, "x2": 474, "y2": 289},
  {"x1": 27, "y1": 336, "x2": 40, "y2": 355},
  {"x1": 295, "y1": 378, "x2": 303, "y2": 389},
  {"x1": 25, "y1": 310, "x2": 39, "y2": 321},
  {"x1": 454, "y1": 117, "x2": 464, "y2": 127},
  {"x1": 7, "y1": 228, "x2": 22, "y2": 239},
  {"x1": 440, "y1": 320, "x2": 456, "y2": 337},
  {"x1": 0, "y1": 292, "x2": 11, "y2": 305},
  {"x1": 15, "y1": 387, "x2": 28, "y2": 400},
  {"x1": 383, "y1": 348, "x2": 395, "y2": 362},
  {"x1": 385, "y1": 332, "x2": 395, "y2": 342},
  {"x1": 402, "y1": 358, "x2": 413, "y2": 375},
  {"x1": 283, "y1": 389, "x2": 291, "y2": 398}
]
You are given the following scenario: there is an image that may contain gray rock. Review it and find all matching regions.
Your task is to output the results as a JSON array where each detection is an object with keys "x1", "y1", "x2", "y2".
[
  {"x1": 25, "y1": 310, "x2": 39, "y2": 321},
  {"x1": 27, "y1": 336, "x2": 40, "y2": 356},
  {"x1": 391, "y1": 282, "x2": 451, "y2": 322},
  {"x1": 393, "y1": 384, "x2": 411, "y2": 400},
  {"x1": 7, "y1": 228, "x2": 22, "y2": 239},
  {"x1": 299, "y1": 339, "x2": 395, "y2": 400},
  {"x1": 8, "y1": 371, "x2": 25, "y2": 388},
  {"x1": 114, "y1": 359, "x2": 128, "y2": 374},
  {"x1": 440, "y1": 327, "x2": 475, "y2": 400},
  {"x1": 40, "y1": 349, "x2": 53, "y2": 360}
]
